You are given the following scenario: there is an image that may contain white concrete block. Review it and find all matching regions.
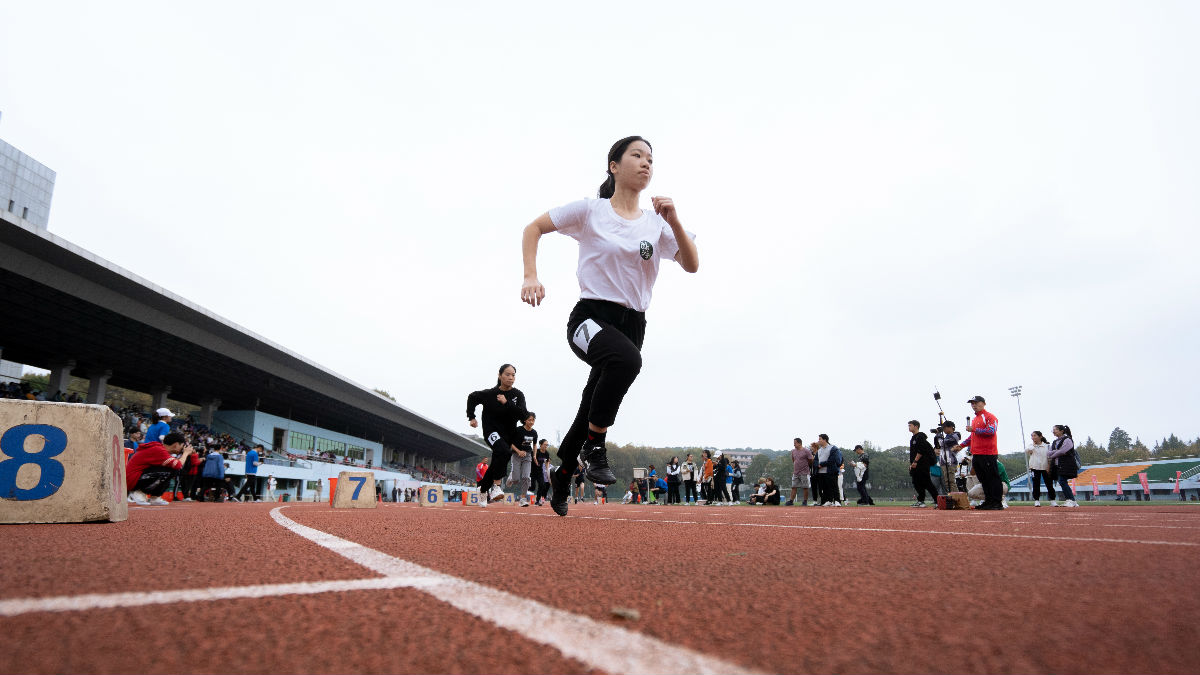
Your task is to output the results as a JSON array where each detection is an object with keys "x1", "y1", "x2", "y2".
[
  {"x1": 332, "y1": 471, "x2": 377, "y2": 509},
  {"x1": 0, "y1": 400, "x2": 127, "y2": 523}
]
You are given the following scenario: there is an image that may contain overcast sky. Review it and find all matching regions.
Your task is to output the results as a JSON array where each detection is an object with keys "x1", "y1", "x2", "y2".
[{"x1": 2, "y1": 1, "x2": 1197, "y2": 454}]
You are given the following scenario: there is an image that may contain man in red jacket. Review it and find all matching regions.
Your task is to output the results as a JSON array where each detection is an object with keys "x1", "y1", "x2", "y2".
[
  {"x1": 127, "y1": 432, "x2": 194, "y2": 506},
  {"x1": 956, "y1": 395, "x2": 1003, "y2": 510}
]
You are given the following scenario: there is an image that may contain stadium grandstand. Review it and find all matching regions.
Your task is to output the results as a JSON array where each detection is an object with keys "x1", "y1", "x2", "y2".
[
  {"x1": 1, "y1": 204, "x2": 484, "y2": 502},
  {"x1": 1009, "y1": 457, "x2": 1200, "y2": 502}
]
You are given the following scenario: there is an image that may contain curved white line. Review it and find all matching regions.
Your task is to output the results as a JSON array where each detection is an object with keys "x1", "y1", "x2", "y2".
[{"x1": 270, "y1": 506, "x2": 765, "y2": 675}]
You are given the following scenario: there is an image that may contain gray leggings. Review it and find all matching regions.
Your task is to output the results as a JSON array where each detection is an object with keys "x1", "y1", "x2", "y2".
[{"x1": 509, "y1": 452, "x2": 532, "y2": 498}]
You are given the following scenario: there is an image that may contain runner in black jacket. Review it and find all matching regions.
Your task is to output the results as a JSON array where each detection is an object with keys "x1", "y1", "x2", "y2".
[
  {"x1": 908, "y1": 420, "x2": 940, "y2": 507},
  {"x1": 466, "y1": 364, "x2": 530, "y2": 505}
]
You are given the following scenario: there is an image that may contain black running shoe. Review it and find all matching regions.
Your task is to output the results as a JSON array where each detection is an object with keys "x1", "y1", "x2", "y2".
[
  {"x1": 578, "y1": 440, "x2": 617, "y2": 485},
  {"x1": 549, "y1": 469, "x2": 570, "y2": 517}
]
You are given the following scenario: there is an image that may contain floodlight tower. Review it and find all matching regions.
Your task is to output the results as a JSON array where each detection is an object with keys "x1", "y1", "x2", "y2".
[{"x1": 1009, "y1": 385, "x2": 1028, "y2": 476}]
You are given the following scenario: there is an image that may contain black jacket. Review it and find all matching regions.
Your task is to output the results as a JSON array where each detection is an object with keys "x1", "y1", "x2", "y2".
[
  {"x1": 909, "y1": 433, "x2": 936, "y2": 469},
  {"x1": 466, "y1": 386, "x2": 529, "y2": 444}
]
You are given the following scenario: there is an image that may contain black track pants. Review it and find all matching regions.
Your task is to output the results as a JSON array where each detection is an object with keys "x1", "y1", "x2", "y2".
[
  {"x1": 557, "y1": 300, "x2": 646, "y2": 474},
  {"x1": 479, "y1": 433, "x2": 513, "y2": 492},
  {"x1": 1031, "y1": 469, "x2": 1055, "y2": 501},
  {"x1": 134, "y1": 468, "x2": 177, "y2": 497},
  {"x1": 856, "y1": 480, "x2": 874, "y2": 504},
  {"x1": 710, "y1": 472, "x2": 729, "y2": 503},
  {"x1": 911, "y1": 468, "x2": 939, "y2": 503},
  {"x1": 973, "y1": 454, "x2": 1004, "y2": 506}
]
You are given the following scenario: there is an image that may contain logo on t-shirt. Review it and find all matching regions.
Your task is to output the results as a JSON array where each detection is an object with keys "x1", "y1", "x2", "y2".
[{"x1": 639, "y1": 240, "x2": 653, "y2": 260}]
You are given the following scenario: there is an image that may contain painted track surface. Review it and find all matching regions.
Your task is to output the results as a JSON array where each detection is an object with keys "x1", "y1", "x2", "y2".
[{"x1": 2, "y1": 501, "x2": 1198, "y2": 674}]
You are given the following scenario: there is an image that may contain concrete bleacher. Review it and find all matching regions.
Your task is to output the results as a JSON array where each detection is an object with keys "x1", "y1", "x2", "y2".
[
  {"x1": 1010, "y1": 457, "x2": 1200, "y2": 500},
  {"x1": 1076, "y1": 464, "x2": 1151, "y2": 486}
]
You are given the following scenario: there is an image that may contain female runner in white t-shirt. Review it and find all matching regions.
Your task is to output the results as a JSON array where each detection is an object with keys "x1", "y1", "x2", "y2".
[{"x1": 519, "y1": 136, "x2": 700, "y2": 516}]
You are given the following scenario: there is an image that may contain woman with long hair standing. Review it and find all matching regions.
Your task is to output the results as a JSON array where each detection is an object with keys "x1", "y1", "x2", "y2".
[
  {"x1": 1047, "y1": 424, "x2": 1080, "y2": 508},
  {"x1": 466, "y1": 364, "x2": 531, "y2": 506},
  {"x1": 1025, "y1": 430, "x2": 1055, "y2": 507},
  {"x1": 520, "y1": 136, "x2": 700, "y2": 516},
  {"x1": 700, "y1": 449, "x2": 714, "y2": 504},
  {"x1": 666, "y1": 456, "x2": 681, "y2": 505},
  {"x1": 709, "y1": 450, "x2": 730, "y2": 505},
  {"x1": 729, "y1": 460, "x2": 744, "y2": 504}
]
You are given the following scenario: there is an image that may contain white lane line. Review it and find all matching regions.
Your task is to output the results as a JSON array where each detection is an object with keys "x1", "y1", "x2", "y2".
[
  {"x1": 0, "y1": 577, "x2": 436, "y2": 618},
  {"x1": 270, "y1": 508, "x2": 763, "y2": 675},
  {"x1": 1101, "y1": 524, "x2": 1200, "y2": 530},
  {"x1": 487, "y1": 511, "x2": 1199, "y2": 547}
]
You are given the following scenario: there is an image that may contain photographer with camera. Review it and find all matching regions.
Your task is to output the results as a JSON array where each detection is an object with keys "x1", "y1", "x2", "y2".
[{"x1": 938, "y1": 421, "x2": 962, "y2": 494}]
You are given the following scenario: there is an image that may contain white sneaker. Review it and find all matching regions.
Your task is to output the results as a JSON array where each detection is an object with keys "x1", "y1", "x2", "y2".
[
  {"x1": 833, "y1": 502, "x2": 843, "y2": 507},
  {"x1": 147, "y1": 496, "x2": 169, "y2": 506},
  {"x1": 822, "y1": 501, "x2": 833, "y2": 507},
  {"x1": 478, "y1": 498, "x2": 487, "y2": 507},
  {"x1": 184, "y1": 498, "x2": 194, "y2": 502},
  {"x1": 1033, "y1": 500, "x2": 1041, "y2": 507},
  {"x1": 1050, "y1": 500, "x2": 1061, "y2": 507},
  {"x1": 487, "y1": 485, "x2": 505, "y2": 502},
  {"x1": 1001, "y1": 498, "x2": 1009, "y2": 509},
  {"x1": 519, "y1": 498, "x2": 529, "y2": 507},
  {"x1": 128, "y1": 491, "x2": 150, "y2": 506},
  {"x1": 914, "y1": 502, "x2": 928, "y2": 508},
  {"x1": 1065, "y1": 500, "x2": 1079, "y2": 508}
]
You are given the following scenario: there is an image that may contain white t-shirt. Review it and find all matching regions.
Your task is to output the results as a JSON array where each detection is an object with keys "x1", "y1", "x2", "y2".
[
  {"x1": 816, "y1": 446, "x2": 831, "y2": 474},
  {"x1": 548, "y1": 198, "x2": 695, "y2": 313}
]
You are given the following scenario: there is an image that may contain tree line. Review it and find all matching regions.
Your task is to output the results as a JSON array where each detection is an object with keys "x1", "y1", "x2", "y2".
[{"x1": 480, "y1": 426, "x2": 1200, "y2": 500}]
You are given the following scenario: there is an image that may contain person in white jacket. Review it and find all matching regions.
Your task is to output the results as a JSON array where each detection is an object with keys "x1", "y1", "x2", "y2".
[
  {"x1": 680, "y1": 454, "x2": 699, "y2": 504},
  {"x1": 1025, "y1": 430, "x2": 1056, "y2": 506}
]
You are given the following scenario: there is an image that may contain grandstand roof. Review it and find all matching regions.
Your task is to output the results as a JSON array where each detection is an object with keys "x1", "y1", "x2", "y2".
[{"x1": 0, "y1": 213, "x2": 478, "y2": 463}]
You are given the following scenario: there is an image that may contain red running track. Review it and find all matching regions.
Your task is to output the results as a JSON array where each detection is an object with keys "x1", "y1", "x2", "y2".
[{"x1": 1, "y1": 501, "x2": 1198, "y2": 674}]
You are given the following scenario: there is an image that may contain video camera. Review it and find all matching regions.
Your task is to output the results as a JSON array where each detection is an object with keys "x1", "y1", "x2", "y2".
[{"x1": 929, "y1": 390, "x2": 948, "y2": 436}]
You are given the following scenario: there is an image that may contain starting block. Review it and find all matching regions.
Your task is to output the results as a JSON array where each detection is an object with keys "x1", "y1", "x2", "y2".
[
  {"x1": 332, "y1": 471, "x2": 377, "y2": 509},
  {"x1": 462, "y1": 491, "x2": 481, "y2": 506},
  {"x1": 0, "y1": 401, "x2": 127, "y2": 523},
  {"x1": 418, "y1": 485, "x2": 443, "y2": 507},
  {"x1": 937, "y1": 492, "x2": 970, "y2": 510}
]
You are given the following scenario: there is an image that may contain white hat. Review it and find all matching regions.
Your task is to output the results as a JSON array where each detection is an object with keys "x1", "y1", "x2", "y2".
[
  {"x1": 156, "y1": 407, "x2": 175, "y2": 417},
  {"x1": 713, "y1": 450, "x2": 723, "y2": 459}
]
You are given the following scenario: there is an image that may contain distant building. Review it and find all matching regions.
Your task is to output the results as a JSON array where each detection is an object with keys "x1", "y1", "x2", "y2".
[
  {"x1": 0, "y1": 132, "x2": 55, "y2": 229},
  {"x1": 1, "y1": 116, "x2": 57, "y2": 382},
  {"x1": 725, "y1": 450, "x2": 760, "y2": 467}
]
